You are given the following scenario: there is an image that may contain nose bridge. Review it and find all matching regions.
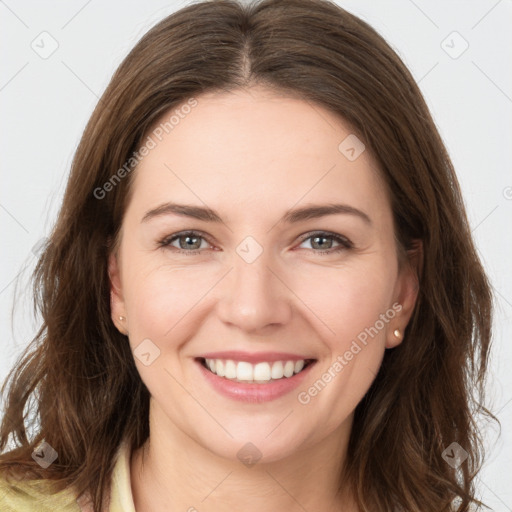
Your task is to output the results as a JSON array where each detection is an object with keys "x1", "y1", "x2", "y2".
[{"x1": 217, "y1": 242, "x2": 292, "y2": 332}]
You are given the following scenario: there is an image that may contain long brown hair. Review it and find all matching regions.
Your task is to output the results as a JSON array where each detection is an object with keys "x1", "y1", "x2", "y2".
[{"x1": 0, "y1": 0, "x2": 496, "y2": 510}]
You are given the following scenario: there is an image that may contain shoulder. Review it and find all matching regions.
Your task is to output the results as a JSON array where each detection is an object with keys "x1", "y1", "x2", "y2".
[{"x1": 0, "y1": 473, "x2": 82, "y2": 512}]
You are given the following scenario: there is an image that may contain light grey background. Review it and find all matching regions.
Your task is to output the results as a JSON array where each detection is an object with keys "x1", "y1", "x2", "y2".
[{"x1": 1, "y1": 0, "x2": 511, "y2": 509}]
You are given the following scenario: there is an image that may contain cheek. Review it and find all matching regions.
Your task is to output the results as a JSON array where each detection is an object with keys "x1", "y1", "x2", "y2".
[
  {"x1": 125, "y1": 262, "x2": 210, "y2": 340},
  {"x1": 124, "y1": 251, "x2": 397, "y2": 349},
  {"x1": 287, "y1": 258, "x2": 397, "y2": 347},
  {"x1": 291, "y1": 264, "x2": 396, "y2": 432},
  {"x1": 122, "y1": 263, "x2": 213, "y2": 393}
]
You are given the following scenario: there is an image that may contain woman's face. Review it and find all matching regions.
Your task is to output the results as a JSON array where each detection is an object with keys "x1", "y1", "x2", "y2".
[{"x1": 109, "y1": 86, "x2": 418, "y2": 463}]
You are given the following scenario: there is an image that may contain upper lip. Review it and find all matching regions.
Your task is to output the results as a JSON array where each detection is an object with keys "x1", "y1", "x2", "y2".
[{"x1": 196, "y1": 351, "x2": 316, "y2": 364}]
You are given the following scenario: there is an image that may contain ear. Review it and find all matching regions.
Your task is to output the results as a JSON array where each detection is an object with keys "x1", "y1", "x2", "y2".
[
  {"x1": 386, "y1": 240, "x2": 422, "y2": 349},
  {"x1": 108, "y1": 251, "x2": 128, "y2": 335}
]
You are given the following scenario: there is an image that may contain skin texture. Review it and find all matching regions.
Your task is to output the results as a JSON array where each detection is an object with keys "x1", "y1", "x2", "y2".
[{"x1": 108, "y1": 85, "x2": 419, "y2": 511}]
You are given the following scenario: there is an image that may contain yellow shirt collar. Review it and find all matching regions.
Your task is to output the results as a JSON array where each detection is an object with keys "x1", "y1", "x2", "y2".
[{"x1": 77, "y1": 440, "x2": 136, "y2": 512}]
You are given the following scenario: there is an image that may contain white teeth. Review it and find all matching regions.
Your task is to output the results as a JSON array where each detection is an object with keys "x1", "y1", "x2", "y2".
[
  {"x1": 202, "y1": 358, "x2": 311, "y2": 383},
  {"x1": 215, "y1": 359, "x2": 225, "y2": 377},
  {"x1": 253, "y1": 362, "x2": 271, "y2": 381},
  {"x1": 236, "y1": 361, "x2": 253, "y2": 381},
  {"x1": 283, "y1": 361, "x2": 295, "y2": 378},
  {"x1": 225, "y1": 360, "x2": 237, "y2": 379},
  {"x1": 271, "y1": 361, "x2": 284, "y2": 379}
]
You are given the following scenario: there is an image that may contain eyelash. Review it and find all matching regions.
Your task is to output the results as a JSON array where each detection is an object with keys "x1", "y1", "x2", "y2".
[{"x1": 158, "y1": 230, "x2": 353, "y2": 256}]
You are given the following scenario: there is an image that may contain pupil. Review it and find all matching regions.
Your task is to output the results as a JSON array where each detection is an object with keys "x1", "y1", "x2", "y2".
[
  {"x1": 182, "y1": 235, "x2": 200, "y2": 250},
  {"x1": 313, "y1": 236, "x2": 331, "y2": 250}
]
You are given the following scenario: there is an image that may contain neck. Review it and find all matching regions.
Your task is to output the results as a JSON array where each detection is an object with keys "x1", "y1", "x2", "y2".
[{"x1": 130, "y1": 403, "x2": 358, "y2": 511}]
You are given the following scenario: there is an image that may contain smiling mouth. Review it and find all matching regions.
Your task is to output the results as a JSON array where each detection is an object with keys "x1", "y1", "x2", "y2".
[{"x1": 196, "y1": 357, "x2": 316, "y2": 384}]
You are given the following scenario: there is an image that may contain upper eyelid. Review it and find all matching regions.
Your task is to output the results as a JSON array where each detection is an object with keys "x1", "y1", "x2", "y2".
[
  {"x1": 161, "y1": 230, "x2": 213, "y2": 245},
  {"x1": 297, "y1": 231, "x2": 352, "y2": 245}
]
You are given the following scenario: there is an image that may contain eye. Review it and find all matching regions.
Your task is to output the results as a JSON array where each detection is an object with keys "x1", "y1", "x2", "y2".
[
  {"x1": 297, "y1": 231, "x2": 353, "y2": 255},
  {"x1": 158, "y1": 230, "x2": 212, "y2": 254},
  {"x1": 158, "y1": 230, "x2": 353, "y2": 256}
]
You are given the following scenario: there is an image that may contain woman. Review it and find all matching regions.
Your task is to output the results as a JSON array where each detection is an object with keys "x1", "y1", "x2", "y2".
[{"x1": 0, "y1": 0, "x2": 496, "y2": 510}]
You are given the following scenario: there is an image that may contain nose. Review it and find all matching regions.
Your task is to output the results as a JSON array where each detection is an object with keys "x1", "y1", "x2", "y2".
[{"x1": 216, "y1": 251, "x2": 292, "y2": 334}]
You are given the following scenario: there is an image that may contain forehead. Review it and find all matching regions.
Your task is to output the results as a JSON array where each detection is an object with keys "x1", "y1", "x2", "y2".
[{"x1": 129, "y1": 86, "x2": 390, "y2": 224}]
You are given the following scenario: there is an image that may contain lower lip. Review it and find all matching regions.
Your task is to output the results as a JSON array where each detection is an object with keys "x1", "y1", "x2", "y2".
[{"x1": 195, "y1": 359, "x2": 316, "y2": 403}]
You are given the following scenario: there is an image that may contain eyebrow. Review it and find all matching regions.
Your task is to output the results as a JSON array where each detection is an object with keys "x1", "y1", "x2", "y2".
[{"x1": 141, "y1": 202, "x2": 372, "y2": 225}]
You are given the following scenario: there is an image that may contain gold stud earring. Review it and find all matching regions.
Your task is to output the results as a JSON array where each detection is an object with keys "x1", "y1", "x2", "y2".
[{"x1": 393, "y1": 328, "x2": 401, "y2": 339}]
